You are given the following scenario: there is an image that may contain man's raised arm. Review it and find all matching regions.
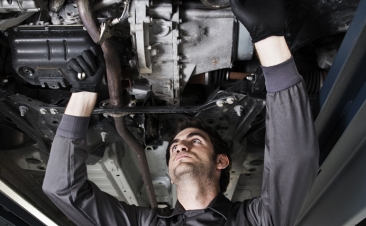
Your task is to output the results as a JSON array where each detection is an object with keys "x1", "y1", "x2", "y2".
[
  {"x1": 230, "y1": 0, "x2": 319, "y2": 225},
  {"x1": 42, "y1": 49, "x2": 156, "y2": 226}
]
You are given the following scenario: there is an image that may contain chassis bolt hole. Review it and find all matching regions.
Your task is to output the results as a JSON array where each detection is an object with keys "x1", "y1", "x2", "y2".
[
  {"x1": 249, "y1": 159, "x2": 264, "y2": 166},
  {"x1": 25, "y1": 157, "x2": 41, "y2": 164}
]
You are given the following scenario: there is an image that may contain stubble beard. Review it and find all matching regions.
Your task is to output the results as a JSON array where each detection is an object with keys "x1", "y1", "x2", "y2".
[{"x1": 171, "y1": 159, "x2": 215, "y2": 185}]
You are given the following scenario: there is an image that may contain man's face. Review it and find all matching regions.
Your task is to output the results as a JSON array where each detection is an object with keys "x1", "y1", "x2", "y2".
[{"x1": 168, "y1": 127, "x2": 217, "y2": 183}]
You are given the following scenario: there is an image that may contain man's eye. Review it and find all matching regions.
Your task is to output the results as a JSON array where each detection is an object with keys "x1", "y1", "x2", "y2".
[
  {"x1": 193, "y1": 139, "x2": 201, "y2": 143},
  {"x1": 172, "y1": 145, "x2": 177, "y2": 151}
]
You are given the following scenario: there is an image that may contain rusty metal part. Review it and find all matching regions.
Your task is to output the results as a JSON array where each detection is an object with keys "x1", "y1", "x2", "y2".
[
  {"x1": 229, "y1": 72, "x2": 250, "y2": 80},
  {"x1": 76, "y1": 0, "x2": 99, "y2": 43},
  {"x1": 187, "y1": 72, "x2": 250, "y2": 84},
  {"x1": 101, "y1": 39, "x2": 123, "y2": 107},
  {"x1": 114, "y1": 117, "x2": 157, "y2": 208},
  {"x1": 76, "y1": 0, "x2": 157, "y2": 208},
  {"x1": 77, "y1": 0, "x2": 122, "y2": 107},
  {"x1": 187, "y1": 74, "x2": 205, "y2": 84}
]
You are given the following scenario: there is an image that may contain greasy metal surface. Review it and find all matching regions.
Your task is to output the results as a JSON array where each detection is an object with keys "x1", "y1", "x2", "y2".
[
  {"x1": 9, "y1": 26, "x2": 96, "y2": 89},
  {"x1": 0, "y1": 0, "x2": 41, "y2": 13},
  {"x1": 129, "y1": 0, "x2": 180, "y2": 104},
  {"x1": 95, "y1": 92, "x2": 242, "y2": 114},
  {"x1": 0, "y1": 12, "x2": 34, "y2": 31},
  {"x1": 128, "y1": 1, "x2": 250, "y2": 105}
]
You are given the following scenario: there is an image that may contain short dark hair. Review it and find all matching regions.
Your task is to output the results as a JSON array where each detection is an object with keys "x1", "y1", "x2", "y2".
[{"x1": 166, "y1": 117, "x2": 232, "y2": 193}]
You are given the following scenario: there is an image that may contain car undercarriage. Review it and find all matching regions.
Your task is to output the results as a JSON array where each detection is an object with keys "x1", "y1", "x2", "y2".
[{"x1": 0, "y1": 0, "x2": 360, "y2": 224}]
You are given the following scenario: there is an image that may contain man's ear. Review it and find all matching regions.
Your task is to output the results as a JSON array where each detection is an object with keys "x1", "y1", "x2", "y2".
[{"x1": 216, "y1": 154, "x2": 229, "y2": 170}]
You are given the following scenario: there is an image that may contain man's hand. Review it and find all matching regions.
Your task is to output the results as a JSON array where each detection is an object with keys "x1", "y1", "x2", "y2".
[
  {"x1": 230, "y1": 0, "x2": 285, "y2": 43},
  {"x1": 230, "y1": 0, "x2": 290, "y2": 66},
  {"x1": 66, "y1": 47, "x2": 106, "y2": 93}
]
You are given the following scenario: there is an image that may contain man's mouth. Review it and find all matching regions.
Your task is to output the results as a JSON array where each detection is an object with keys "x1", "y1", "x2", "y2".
[{"x1": 175, "y1": 154, "x2": 190, "y2": 161}]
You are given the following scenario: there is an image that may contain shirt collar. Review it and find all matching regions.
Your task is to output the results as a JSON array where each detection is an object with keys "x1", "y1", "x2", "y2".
[
  {"x1": 157, "y1": 193, "x2": 232, "y2": 220},
  {"x1": 206, "y1": 193, "x2": 232, "y2": 220}
]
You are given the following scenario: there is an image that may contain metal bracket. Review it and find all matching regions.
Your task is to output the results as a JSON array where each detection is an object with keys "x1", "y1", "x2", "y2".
[{"x1": 97, "y1": 20, "x2": 113, "y2": 45}]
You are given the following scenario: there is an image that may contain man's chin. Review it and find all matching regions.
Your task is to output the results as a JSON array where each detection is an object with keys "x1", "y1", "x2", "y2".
[{"x1": 172, "y1": 163, "x2": 195, "y2": 179}]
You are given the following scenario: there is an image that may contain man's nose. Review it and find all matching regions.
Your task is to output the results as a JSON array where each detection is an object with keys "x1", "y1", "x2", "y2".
[{"x1": 176, "y1": 142, "x2": 189, "y2": 153}]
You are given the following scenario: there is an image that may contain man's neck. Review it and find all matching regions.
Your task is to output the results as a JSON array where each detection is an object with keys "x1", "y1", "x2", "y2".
[{"x1": 175, "y1": 177, "x2": 220, "y2": 210}]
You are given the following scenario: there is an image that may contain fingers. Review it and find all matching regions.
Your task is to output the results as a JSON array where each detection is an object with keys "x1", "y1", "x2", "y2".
[
  {"x1": 67, "y1": 58, "x2": 83, "y2": 73},
  {"x1": 82, "y1": 50, "x2": 98, "y2": 72},
  {"x1": 76, "y1": 55, "x2": 94, "y2": 77},
  {"x1": 67, "y1": 47, "x2": 105, "y2": 85},
  {"x1": 65, "y1": 69, "x2": 79, "y2": 83}
]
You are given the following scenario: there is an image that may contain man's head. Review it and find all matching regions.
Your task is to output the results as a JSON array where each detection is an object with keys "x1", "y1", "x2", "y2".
[{"x1": 166, "y1": 117, "x2": 232, "y2": 193}]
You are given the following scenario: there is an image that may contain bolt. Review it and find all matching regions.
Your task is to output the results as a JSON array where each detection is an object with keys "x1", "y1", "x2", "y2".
[
  {"x1": 50, "y1": 108, "x2": 58, "y2": 114},
  {"x1": 103, "y1": 113, "x2": 109, "y2": 118},
  {"x1": 216, "y1": 100, "x2": 225, "y2": 107},
  {"x1": 246, "y1": 75, "x2": 253, "y2": 81},
  {"x1": 19, "y1": 106, "x2": 28, "y2": 117},
  {"x1": 101, "y1": 132, "x2": 108, "y2": 142},
  {"x1": 2, "y1": 79, "x2": 8, "y2": 83},
  {"x1": 177, "y1": 39, "x2": 182, "y2": 44},
  {"x1": 128, "y1": 100, "x2": 136, "y2": 107},
  {"x1": 226, "y1": 97, "x2": 235, "y2": 104},
  {"x1": 40, "y1": 108, "x2": 47, "y2": 114},
  {"x1": 234, "y1": 105, "x2": 244, "y2": 116},
  {"x1": 77, "y1": 72, "x2": 86, "y2": 80},
  {"x1": 130, "y1": 114, "x2": 135, "y2": 118}
]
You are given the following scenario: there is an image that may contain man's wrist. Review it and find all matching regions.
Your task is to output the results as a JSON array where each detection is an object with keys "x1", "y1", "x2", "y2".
[
  {"x1": 64, "y1": 91, "x2": 98, "y2": 117},
  {"x1": 254, "y1": 36, "x2": 292, "y2": 67}
]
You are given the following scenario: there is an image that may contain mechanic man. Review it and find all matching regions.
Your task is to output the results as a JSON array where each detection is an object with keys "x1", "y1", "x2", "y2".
[{"x1": 43, "y1": 0, "x2": 319, "y2": 225}]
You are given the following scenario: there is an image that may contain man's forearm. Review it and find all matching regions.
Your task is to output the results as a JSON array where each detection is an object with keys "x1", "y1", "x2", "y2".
[
  {"x1": 255, "y1": 36, "x2": 292, "y2": 67},
  {"x1": 64, "y1": 91, "x2": 98, "y2": 117}
]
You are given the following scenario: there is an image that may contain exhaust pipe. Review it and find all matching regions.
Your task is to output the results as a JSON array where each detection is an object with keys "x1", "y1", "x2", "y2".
[{"x1": 76, "y1": 0, "x2": 158, "y2": 208}]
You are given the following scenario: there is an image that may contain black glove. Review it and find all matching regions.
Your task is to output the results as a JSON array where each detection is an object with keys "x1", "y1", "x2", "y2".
[
  {"x1": 66, "y1": 47, "x2": 106, "y2": 93},
  {"x1": 230, "y1": 0, "x2": 285, "y2": 43}
]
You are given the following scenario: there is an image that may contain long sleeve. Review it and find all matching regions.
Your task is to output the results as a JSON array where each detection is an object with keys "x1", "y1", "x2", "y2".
[
  {"x1": 245, "y1": 58, "x2": 319, "y2": 226},
  {"x1": 42, "y1": 115, "x2": 159, "y2": 226}
]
